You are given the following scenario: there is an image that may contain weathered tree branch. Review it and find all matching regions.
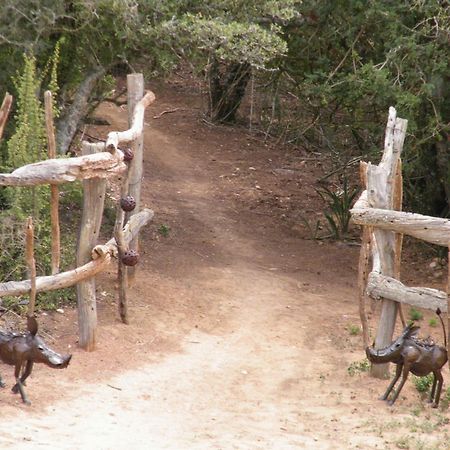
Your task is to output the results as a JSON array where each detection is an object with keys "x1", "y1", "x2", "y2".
[
  {"x1": 0, "y1": 149, "x2": 126, "y2": 186},
  {"x1": 105, "y1": 90, "x2": 155, "y2": 152},
  {"x1": 367, "y1": 272, "x2": 447, "y2": 313},
  {"x1": 0, "y1": 209, "x2": 154, "y2": 297},
  {"x1": 351, "y1": 207, "x2": 450, "y2": 247}
]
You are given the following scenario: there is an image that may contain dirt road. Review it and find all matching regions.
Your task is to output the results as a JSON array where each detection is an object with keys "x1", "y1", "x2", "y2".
[{"x1": 0, "y1": 85, "x2": 448, "y2": 449}]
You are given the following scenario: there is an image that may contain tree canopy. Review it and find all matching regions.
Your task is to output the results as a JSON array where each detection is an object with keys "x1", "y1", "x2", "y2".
[{"x1": 0, "y1": 0, "x2": 448, "y2": 216}]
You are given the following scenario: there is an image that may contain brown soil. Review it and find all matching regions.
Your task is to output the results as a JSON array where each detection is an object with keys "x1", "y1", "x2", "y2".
[{"x1": 0, "y1": 81, "x2": 448, "y2": 450}]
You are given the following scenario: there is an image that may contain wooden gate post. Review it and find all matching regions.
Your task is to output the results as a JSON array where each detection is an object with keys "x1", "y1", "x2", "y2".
[
  {"x1": 126, "y1": 73, "x2": 144, "y2": 283},
  {"x1": 76, "y1": 142, "x2": 106, "y2": 351},
  {"x1": 368, "y1": 107, "x2": 408, "y2": 378}
]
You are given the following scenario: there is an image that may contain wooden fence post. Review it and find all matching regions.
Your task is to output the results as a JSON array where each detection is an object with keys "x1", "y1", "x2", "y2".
[
  {"x1": 357, "y1": 161, "x2": 371, "y2": 348},
  {"x1": 25, "y1": 217, "x2": 37, "y2": 318},
  {"x1": 448, "y1": 245, "x2": 450, "y2": 364},
  {"x1": 0, "y1": 93, "x2": 13, "y2": 141},
  {"x1": 368, "y1": 107, "x2": 408, "y2": 378},
  {"x1": 126, "y1": 73, "x2": 144, "y2": 283},
  {"x1": 44, "y1": 91, "x2": 60, "y2": 274},
  {"x1": 76, "y1": 142, "x2": 106, "y2": 351}
]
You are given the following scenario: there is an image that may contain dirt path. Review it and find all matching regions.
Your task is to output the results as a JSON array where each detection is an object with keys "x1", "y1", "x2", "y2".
[{"x1": 0, "y1": 85, "x2": 448, "y2": 449}]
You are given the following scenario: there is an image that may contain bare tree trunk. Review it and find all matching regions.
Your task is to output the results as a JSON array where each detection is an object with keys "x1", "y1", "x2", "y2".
[
  {"x1": 56, "y1": 67, "x2": 105, "y2": 154},
  {"x1": 208, "y1": 59, "x2": 251, "y2": 123},
  {"x1": 435, "y1": 137, "x2": 450, "y2": 213}
]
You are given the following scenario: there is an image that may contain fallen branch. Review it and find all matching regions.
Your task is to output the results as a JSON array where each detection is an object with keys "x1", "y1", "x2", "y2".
[{"x1": 153, "y1": 108, "x2": 186, "y2": 119}]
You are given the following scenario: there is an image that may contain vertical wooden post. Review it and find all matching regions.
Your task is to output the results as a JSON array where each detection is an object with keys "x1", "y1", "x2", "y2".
[
  {"x1": 369, "y1": 107, "x2": 408, "y2": 378},
  {"x1": 76, "y1": 142, "x2": 106, "y2": 351},
  {"x1": 114, "y1": 168, "x2": 131, "y2": 324},
  {"x1": 25, "y1": 217, "x2": 37, "y2": 318},
  {"x1": 44, "y1": 91, "x2": 60, "y2": 275},
  {"x1": 447, "y1": 245, "x2": 450, "y2": 365},
  {"x1": 393, "y1": 159, "x2": 406, "y2": 326},
  {"x1": 0, "y1": 92, "x2": 13, "y2": 141},
  {"x1": 357, "y1": 161, "x2": 371, "y2": 348},
  {"x1": 126, "y1": 73, "x2": 144, "y2": 283}
]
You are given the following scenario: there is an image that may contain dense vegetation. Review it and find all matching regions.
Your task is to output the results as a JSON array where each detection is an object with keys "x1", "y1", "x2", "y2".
[{"x1": 0, "y1": 1, "x2": 448, "y2": 295}]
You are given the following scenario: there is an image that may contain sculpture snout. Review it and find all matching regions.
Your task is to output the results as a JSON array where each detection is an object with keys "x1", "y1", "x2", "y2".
[{"x1": 49, "y1": 353, "x2": 72, "y2": 368}]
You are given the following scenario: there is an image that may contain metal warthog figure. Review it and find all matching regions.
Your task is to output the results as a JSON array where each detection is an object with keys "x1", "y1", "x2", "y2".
[
  {"x1": 366, "y1": 311, "x2": 448, "y2": 407},
  {"x1": 0, "y1": 316, "x2": 72, "y2": 405}
]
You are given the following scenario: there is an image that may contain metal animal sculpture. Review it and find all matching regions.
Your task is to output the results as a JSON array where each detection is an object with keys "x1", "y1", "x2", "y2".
[
  {"x1": 366, "y1": 310, "x2": 448, "y2": 407},
  {"x1": 0, "y1": 317, "x2": 72, "y2": 405}
]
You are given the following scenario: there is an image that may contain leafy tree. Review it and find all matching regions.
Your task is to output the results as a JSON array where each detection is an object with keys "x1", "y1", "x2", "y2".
[
  {"x1": 150, "y1": 0, "x2": 300, "y2": 122},
  {"x1": 282, "y1": 0, "x2": 450, "y2": 216},
  {"x1": 0, "y1": 0, "x2": 146, "y2": 153}
]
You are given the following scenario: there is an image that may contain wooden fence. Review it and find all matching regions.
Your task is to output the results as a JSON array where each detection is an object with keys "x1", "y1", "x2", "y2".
[
  {"x1": 351, "y1": 107, "x2": 449, "y2": 378},
  {"x1": 0, "y1": 73, "x2": 155, "y2": 351}
]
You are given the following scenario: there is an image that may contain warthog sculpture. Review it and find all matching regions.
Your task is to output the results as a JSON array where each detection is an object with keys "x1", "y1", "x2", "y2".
[
  {"x1": 366, "y1": 311, "x2": 448, "y2": 408},
  {"x1": 0, "y1": 317, "x2": 72, "y2": 405}
]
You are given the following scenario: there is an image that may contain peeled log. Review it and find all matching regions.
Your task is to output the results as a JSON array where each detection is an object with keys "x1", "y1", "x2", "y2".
[
  {"x1": 105, "y1": 91, "x2": 155, "y2": 152},
  {"x1": 367, "y1": 271, "x2": 447, "y2": 313},
  {"x1": 351, "y1": 207, "x2": 450, "y2": 247},
  {"x1": 0, "y1": 150, "x2": 126, "y2": 186}
]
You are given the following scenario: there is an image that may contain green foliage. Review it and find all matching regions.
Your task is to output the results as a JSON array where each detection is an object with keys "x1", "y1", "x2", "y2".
[
  {"x1": 283, "y1": 0, "x2": 450, "y2": 217},
  {"x1": 429, "y1": 318, "x2": 437, "y2": 328},
  {"x1": 412, "y1": 374, "x2": 433, "y2": 394},
  {"x1": 316, "y1": 177, "x2": 359, "y2": 240},
  {"x1": 409, "y1": 308, "x2": 423, "y2": 321},
  {"x1": 7, "y1": 55, "x2": 46, "y2": 170},
  {"x1": 161, "y1": 14, "x2": 288, "y2": 70},
  {"x1": 158, "y1": 224, "x2": 171, "y2": 237},
  {"x1": 149, "y1": 1, "x2": 300, "y2": 121},
  {"x1": 347, "y1": 358, "x2": 370, "y2": 376},
  {"x1": 347, "y1": 324, "x2": 361, "y2": 336},
  {"x1": 0, "y1": 51, "x2": 80, "y2": 311}
]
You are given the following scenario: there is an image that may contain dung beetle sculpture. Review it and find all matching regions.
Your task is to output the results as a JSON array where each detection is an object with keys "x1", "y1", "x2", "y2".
[
  {"x1": 366, "y1": 309, "x2": 448, "y2": 407},
  {"x1": 122, "y1": 249, "x2": 139, "y2": 266},
  {"x1": 0, "y1": 316, "x2": 72, "y2": 405},
  {"x1": 120, "y1": 195, "x2": 136, "y2": 212}
]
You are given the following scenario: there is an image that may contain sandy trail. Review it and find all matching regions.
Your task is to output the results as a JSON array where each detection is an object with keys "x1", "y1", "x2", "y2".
[{"x1": 0, "y1": 89, "x2": 448, "y2": 450}]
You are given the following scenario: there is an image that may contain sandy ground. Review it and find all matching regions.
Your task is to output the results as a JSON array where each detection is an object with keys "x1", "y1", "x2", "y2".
[{"x1": 0, "y1": 83, "x2": 448, "y2": 450}]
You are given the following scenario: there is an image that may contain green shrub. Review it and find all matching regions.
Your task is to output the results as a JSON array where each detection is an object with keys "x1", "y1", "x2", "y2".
[
  {"x1": 347, "y1": 359, "x2": 370, "y2": 376},
  {"x1": 412, "y1": 374, "x2": 433, "y2": 393},
  {"x1": 409, "y1": 308, "x2": 423, "y2": 321}
]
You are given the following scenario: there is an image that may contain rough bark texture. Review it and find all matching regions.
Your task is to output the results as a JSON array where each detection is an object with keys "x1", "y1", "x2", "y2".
[
  {"x1": 435, "y1": 137, "x2": 450, "y2": 213},
  {"x1": 44, "y1": 91, "x2": 60, "y2": 274},
  {"x1": 76, "y1": 142, "x2": 106, "y2": 351},
  {"x1": 209, "y1": 59, "x2": 251, "y2": 123},
  {"x1": 0, "y1": 150, "x2": 126, "y2": 186},
  {"x1": 125, "y1": 73, "x2": 144, "y2": 283},
  {"x1": 367, "y1": 108, "x2": 407, "y2": 379},
  {"x1": 367, "y1": 272, "x2": 447, "y2": 313},
  {"x1": 56, "y1": 67, "x2": 106, "y2": 154}
]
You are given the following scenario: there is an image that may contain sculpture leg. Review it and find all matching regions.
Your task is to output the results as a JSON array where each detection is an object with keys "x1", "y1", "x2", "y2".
[
  {"x1": 12, "y1": 361, "x2": 30, "y2": 405},
  {"x1": 428, "y1": 373, "x2": 438, "y2": 404},
  {"x1": 387, "y1": 364, "x2": 410, "y2": 406},
  {"x1": 431, "y1": 371, "x2": 443, "y2": 408},
  {"x1": 15, "y1": 378, "x2": 30, "y2": 405},
  {"x1": 12, "y1": 361, "x2": 33, "y2": 393},
  {"x1": 381, "y1": 364, "x2": 402, "y2": 401}
]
